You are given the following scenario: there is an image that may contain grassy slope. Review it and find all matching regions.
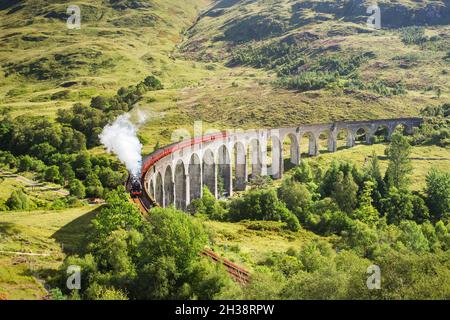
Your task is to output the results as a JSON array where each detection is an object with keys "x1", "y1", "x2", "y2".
[
  {"x1": 176, "y1": 2, "x2": 448, "y2": 125},
  {"x1": 136, "y1": 0, "x2": 449, "y2": 151},
  {"x1": 202, "y1": 219, "x2": 325, "y2": 268},
  {"x1": 1, "y1": 1, "x2": 448, "y2": 152},
  {"x1": 0, "y1": 0, "x2": 215, "y2": 199},
  {"x1": 0, "y1": 0, "x2": 210, "y2": 118},
  {"x1": 0, "y1": 206, "x2": 99, "y2": 300}
]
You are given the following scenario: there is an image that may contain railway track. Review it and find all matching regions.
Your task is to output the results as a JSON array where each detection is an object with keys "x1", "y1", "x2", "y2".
[
  {"x1": 201, "y1": 248, "x2": 250, "y2": 284},
  {"x1": 127, "y1": 178, "x2": 250, "y2": 285}
]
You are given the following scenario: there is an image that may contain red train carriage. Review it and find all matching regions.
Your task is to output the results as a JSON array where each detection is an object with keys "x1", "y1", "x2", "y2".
[{"x1": 141, "y1": 131, "x2": 228, "y2": 178}]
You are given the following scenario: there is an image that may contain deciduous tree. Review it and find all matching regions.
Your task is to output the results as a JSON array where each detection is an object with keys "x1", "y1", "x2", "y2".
[
  {"x1": 385, "y1": 133, "x2": 412, "y2": 189},
  {"x1": 425, "y1": 168, "x2": 450, "y2": 220}
]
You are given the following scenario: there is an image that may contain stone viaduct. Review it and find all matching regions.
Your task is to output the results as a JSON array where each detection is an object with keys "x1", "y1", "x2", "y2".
[{"x1": 142, "y1": 118, "x2": 423, "y2": 211}]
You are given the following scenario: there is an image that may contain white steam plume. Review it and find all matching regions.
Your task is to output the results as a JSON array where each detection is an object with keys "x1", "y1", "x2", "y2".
[
  {"x1": 136, "y1": 109, "x2": 148, "y2": 125},
  {"x1": 100, "y1": 113, "x2": 143, "y2": 176}
]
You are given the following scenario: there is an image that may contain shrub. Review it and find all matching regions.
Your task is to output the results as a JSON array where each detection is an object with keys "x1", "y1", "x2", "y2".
[
  {"x1": 278, "y1": 179, "x2": 312, "y2": 215},
  {"x1": 45, "y1": 165, "x2": 62, "y2": 183},
  {"x1": 340, "y1": 220, "x2": 379, "y2": 257},
  {"x1": 91, "y1": 187, "x2": 142, "y2": 240},
  {"x1": 6, "y1": 189, "x2": 31, "y2": 211},
  {"x1": 278, "y1": 71, "x2": 337, "y2": 92},
  {"x1": 382, "y1": 188, "x2": 414, "y2": 225},
  {"x1": 0, "y1": 151, "x2": 17, "y2": 169},
  {"x1": 85, "y1": 284, "x2": 128, "y2": 300},
  {"x1": 399, "y1": 220, "x2": 430, "y2": 253},
  {"x1": 421, "y1": 103, "x2": 450, "y2": 117},
  {"x1": 18, "y1": 155, "x2": 34, "y2": 172},
  {"x1": 50, "y1": 199, "x2": 68, "y2": 210},
  {"x1": 244, "y1": 220, "x2": 285, "y2": 232},
  {"x1": 229, "y1": 189, "x2": 283, "y2": 221},
  {"x1": 399, "y1": 27, "x2": 428, "y2": 45},
  {"x1": 187, "y1": 187, "x2": 227, "y2": 220},
  {"x1": 331, "y1": 171, "x2": 359, "y2": 214},
  {"x1": 84, "y1": 173, "x2": 104, "y2": 198},
  {"x1": 143, "y1": 75, "x2": 163, "y2": 90},
  {"x1": 411, "y1": 194, "x2": 430, "y2": 224},
  {"x1": 284, "y1": 212, "x2": 301, "y2": 232},
  {"x1": 292, "y1": 161, "x2": 314, "y2": 183}
]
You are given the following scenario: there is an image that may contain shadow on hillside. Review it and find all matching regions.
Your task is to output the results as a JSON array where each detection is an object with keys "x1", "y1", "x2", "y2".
[
  {"x1": 283, "y1": 159, "x2": 296, "y2": 172},
  {"x1": 336, "y1": 146, "x2": 351, "y2": 151},
  {"x1": 210, "y1": 0, "x2": 241, "y2": 11},
  {"x1": 51, "y1": 206, "x2": 102, "y2": 256},
  {"x1": 0, "y1": 222, "x2": 20, "y2": 236}
]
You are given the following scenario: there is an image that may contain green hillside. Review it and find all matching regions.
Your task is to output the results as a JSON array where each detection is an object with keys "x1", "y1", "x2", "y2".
[
  {"x1": 1, "y1": 0, "x2": 448, "y2": 148},
  {"x1": 0, "y1": 0, "x2": 209, "y2": 118},
  {"x1": 142, "y1": 0, "x2": 450, "y2": 149},
  {"x1": 179, "y1": 0, "x2": 449, "y2": 126},
  {"x1": 0, "y1": 206, "x2": 99, "y2": 299},
  {"x1": 0, "y1": 0, "x2": 449, "y2": 301}
]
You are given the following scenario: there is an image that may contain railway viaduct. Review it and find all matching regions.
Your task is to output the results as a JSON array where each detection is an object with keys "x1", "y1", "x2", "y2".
[{"x1": 142, "y1": 118, "x2": 423, "y2": 211}]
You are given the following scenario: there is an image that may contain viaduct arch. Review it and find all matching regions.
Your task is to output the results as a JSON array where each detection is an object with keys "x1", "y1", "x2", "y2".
[{"x1": 143, "y1": 118, "x2": 422, "y2": 210}]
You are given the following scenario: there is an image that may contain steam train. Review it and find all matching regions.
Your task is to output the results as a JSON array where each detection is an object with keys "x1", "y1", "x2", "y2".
[
  {"x1": 130, "y1": 174, "x2": 143, "y2": 197},
  {"x1": 129, "y1": 131, "x2": 228, "y2": 201}
]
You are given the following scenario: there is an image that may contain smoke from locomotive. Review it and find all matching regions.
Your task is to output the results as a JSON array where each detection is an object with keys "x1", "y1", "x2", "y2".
[{"x1": 99, "y1": 113, "x2": 143, "y2": 176}]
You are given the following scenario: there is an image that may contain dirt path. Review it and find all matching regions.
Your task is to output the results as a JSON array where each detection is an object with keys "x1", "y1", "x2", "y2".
[
  {"x1": 0, "y1": 170, "x2": 69, "y2": 196},
  {"x1": 0, "y1": 250, "x2": 51, "y2": 257}
]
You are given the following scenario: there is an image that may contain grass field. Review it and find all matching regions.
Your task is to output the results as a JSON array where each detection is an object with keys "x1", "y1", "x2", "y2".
[
  {"x1": 202, "y1": 219, "x2": 326, "y2": 269},
  {"x1": 0, "y1": 0, "x2": 210, "y2": 118},
  {"x1": 0, "y1": 206, "x2": 100, "y2": 300}
]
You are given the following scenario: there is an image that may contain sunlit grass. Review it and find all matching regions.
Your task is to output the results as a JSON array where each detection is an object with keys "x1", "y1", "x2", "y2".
[
  {"x1": 201, "y1": 219, "x2": 326, "y2": 269},
  {"x1": 0, "y1": 206, "x2": 99, "y2": 300}
]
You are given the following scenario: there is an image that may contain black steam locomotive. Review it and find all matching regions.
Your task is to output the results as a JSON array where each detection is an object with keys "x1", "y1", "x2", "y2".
[{"x1": 130, "y1": 174, "x2": 143, "y2": 197}]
